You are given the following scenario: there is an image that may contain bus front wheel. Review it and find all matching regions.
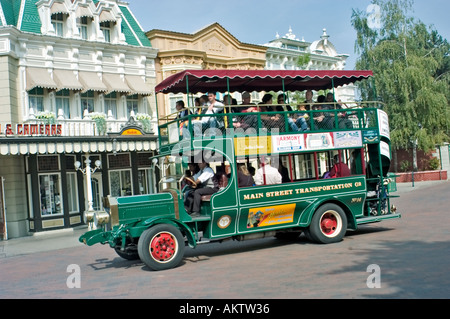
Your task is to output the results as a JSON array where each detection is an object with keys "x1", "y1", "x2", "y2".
[
  {"x1": 138, "y1": 224, "x2": 185, "y2": 271},
  {"x1": 309, "y1": 204, "x2": 347, "y2": 244}
]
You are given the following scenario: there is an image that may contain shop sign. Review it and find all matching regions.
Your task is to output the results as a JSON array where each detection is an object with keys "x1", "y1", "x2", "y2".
[{"x1": 2, "y1": 124, "x2": 62, "y2": 137}]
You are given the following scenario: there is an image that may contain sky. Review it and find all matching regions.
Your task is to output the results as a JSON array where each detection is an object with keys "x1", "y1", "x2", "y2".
[{"x1": 127, "y1": 0, "x2": 450, "y2": 70}]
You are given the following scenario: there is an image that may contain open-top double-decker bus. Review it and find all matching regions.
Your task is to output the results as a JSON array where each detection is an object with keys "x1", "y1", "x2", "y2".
[{"x1": 80, "y1": 69, "x2": 400, "y2": 271}]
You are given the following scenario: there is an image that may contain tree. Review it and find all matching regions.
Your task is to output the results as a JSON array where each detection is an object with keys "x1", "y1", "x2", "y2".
[{"x1": 351, "y1": 0, "x2": 450, "y2": 171}]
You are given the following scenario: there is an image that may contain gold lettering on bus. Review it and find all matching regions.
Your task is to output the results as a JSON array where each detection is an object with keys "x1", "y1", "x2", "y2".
[{"x1": 242, "y1": 182, "x2": 362, "y2": 201}]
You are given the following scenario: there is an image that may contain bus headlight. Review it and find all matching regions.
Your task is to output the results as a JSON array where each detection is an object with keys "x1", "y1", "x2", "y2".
[{"x1": 94, "y1": 211, "x2": 110, "y2": 228}]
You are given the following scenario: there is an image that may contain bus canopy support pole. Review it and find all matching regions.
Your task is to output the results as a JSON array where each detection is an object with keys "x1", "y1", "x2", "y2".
[
  {"x1": 185, "y1": 74, "x2": 193, "y2": 138},
  {"x1": 331, "y1": 78, "x2": 336, "y2": 101},
  {"x1": 224, "y1": 77, "x2": 230, "y2": 128},
  {"x1": 281, "y1": 78, "x2": 289, "y2": 131},
  {"x1": 361, "y1": 147, "x2": 366, "y2": 174},
  {"x1": 314, "y1": 152, "x2": 319, "y2": 179},
  {"x1": 288, "y1": 154, "x2": 294, "y2": 182}
]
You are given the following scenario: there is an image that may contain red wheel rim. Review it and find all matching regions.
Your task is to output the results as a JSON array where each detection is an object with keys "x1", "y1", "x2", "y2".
[
  {"x1": 150, "y1": 232, "x2": 177, "y2": 263},
  {"x1": 320, "y1": 212, "x2": 341, "y2": 237}
]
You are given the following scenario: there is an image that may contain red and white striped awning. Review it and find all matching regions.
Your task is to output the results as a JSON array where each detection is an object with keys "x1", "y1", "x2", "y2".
[
  {"x1": 155, "y1": 69, "x2": 373, "y2": 94},
  {"x1": 0, "y1": 138, "x2": 157, "y2": 156}
]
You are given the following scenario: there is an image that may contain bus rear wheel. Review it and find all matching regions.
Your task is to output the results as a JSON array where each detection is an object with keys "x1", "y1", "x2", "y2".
[
  {"x1": 138, "y1": 224, "x2": 185, "y2": 271},
  {"x1": 309, "y1": 204, "x2": 347, "y2": 244}
]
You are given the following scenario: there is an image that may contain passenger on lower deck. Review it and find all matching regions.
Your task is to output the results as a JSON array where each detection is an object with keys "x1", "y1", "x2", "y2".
[
  {"x1": 328, "y1": 154, "x2": 351, "y2": 178},
  {"x1": 184, "y1": 161, "x2": 219, "y2": 217},
  {"x1": 237, "y1": 163, "x2": 255, "y2": 187},
  {"x1": 254, "y1": 157, "x2": 282, "y2": 186}
]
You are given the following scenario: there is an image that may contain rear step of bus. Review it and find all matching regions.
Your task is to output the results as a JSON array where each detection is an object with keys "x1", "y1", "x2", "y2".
[{"x1": 356, "y1": 214, "x2": 401, "y2": 225}]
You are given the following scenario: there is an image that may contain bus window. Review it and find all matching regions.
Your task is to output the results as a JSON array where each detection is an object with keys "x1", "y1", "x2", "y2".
[{"x1": 292, "y1": 153, "x2": 315, "y2": 180}]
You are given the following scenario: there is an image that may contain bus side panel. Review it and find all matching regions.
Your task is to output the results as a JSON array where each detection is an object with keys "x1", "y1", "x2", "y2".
[{"x1": 236, "y1": 176, "x2": 367, "y2": 233}]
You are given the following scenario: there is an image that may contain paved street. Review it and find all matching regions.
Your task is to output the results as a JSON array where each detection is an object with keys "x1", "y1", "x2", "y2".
[{"x1": 1, "y1": 180, "x2": 449, "y2": 300}]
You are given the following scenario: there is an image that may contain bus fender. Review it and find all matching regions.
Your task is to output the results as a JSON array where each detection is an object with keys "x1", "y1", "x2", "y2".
[
  {"x1": 140, "y1": 217, "x2": 197, "y2": 248},
  {"x1": 79, "y1": 228, "x2": 110, "y2": 246},
  {"x1": 300, "y1": 198, "x2": 357, "y2": 230}
]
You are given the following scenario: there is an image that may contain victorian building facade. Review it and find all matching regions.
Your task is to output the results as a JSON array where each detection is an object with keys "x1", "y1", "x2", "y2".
[
  {"x1": 264, "y1": 27, "x2": 355, "y2": 102},
  {"x1": 147, "y1": 24, "x2": 356, "y2": 120},
  {"x1": 146, "y1": 23, "x2": 267, "y2": 117},
  {"x1": 0, "y1": 0, "x2": 158, "y2": 238}
]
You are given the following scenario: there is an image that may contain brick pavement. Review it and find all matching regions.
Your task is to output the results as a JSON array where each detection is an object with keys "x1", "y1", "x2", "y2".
[{"x1": 0, "y1": 180, "x2": 449, "y2": 299}]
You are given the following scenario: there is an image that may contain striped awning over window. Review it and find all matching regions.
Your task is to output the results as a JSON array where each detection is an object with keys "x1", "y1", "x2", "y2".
[
  {"x1": 51, "y1": 2, "x2": 69, "y2": 15},
  {"x1": 99, "y1": 10, "x2": 116, "y2": 23},
  {"x1": 26, "y1": 68, "x2": 58, "y2": 91},
  {"x1": 103, "y1": 73, "x2": 132, "y2": 94},
  {"x1": 53, "y1": 70, "x2": 84, "y2": 91},
  {"x1": 25, "y1": 68, "x2": 152, "y2": 95},
  {"x1": 76, "y1": 6, "x2": 94, "y2": 19},
  {"x1": 78, "y1": 72, "x2": 108, "y2": 93},
  {"x1": 125, "y1": 75, "x2": 153, "y2": 96}
]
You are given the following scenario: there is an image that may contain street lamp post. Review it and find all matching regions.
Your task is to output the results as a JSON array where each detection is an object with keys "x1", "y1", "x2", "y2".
[{"x1": 75, "y1": 155, "x2": 101, "y2": 229}]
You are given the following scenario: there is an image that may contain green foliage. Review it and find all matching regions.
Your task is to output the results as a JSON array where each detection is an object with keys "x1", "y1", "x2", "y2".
[
  {"x1": 297, "y1": 53, "x2": 311, "y2": 70},
  {"x1": 351, "y1": 0, "x2": 450, "y2": 153},
  {"x1": 36, "y1": 111, "x2": 56, "y2": 124},
  {"x1": 91, "y1": 112, "x2": 107, "y2": 135},
  {"x1": 428, "y1": 157, "x2": 440, "y2": 170},
  {"x1": 399, "y1": 160, "x2": 410, "y2": 172}
]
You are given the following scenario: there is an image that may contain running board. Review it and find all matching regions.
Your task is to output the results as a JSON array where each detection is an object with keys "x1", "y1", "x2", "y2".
[{"x1": 356, "y1": 214, "x2": 401, "y2": 225}]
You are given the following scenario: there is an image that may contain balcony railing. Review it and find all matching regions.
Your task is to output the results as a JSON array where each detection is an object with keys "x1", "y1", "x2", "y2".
[{"x1": 24, "y1": 109, "x2": 156, "y2": 137}]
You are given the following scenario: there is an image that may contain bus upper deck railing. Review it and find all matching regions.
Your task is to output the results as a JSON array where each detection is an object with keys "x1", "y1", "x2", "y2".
[{"x1": 158, "y1": 101, "x2": 383, "y2": 145}]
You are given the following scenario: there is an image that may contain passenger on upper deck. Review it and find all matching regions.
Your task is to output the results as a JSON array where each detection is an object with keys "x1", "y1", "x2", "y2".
[
  {"x1": 277, "y1": 93, "x2": 309, "y2": 132},
  {"x1": 176, "y1": 100, "x2": 190, "y2": 118},
  {"x1": 325, "y1": 93, "x2": 353, "y2": 129},
  {"x1": 313, "y1": 95, "x2": 333, "y2": 130},
  {"x1": 239, "y1": 91, "x2": 256, "y2": 112},
  {"x1": 259, "y1": 94, "x2": 285, "y2": 132},
  {"x1": 176, "y1": 100, "x2": 192, "y2": 136},
  {"x1": 254, "y1": 157, "x2": 282, "y2": 186},
  {"x1": 192, "y1": 92, "x2": 225, "y2": 136}
]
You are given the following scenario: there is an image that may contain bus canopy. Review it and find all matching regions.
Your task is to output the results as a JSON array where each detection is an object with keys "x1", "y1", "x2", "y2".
[{"x1": 154, "y1": 69, "x2": 373, "y2": 94}]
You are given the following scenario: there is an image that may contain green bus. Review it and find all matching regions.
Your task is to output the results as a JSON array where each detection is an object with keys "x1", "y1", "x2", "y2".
[{"x1": 80, "y1": 70, "x2": 400, "y2": 271}]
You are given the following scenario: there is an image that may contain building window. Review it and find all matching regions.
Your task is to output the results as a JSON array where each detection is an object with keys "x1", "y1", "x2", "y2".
[
  {"x1": 104, "y1": 92, "x2": 117, "y2": 118},
  {"x1": 127, "y1": 94, "x2": 138, "y2": 115},
  {"x1": 108, "y1": 153, "x2": 131, "y2": 169},
  {"x1": 28, "y1": 88, "x2": 44, "y2": 112},
  {"x1": 81, "y1": 91, "x2": 94, "y2": 115},
  {"x1": 56, "y1": 89, "x2": 70, "y2": 118},
  {"x1": 51, "y1": 13, "x2": 65, "y2": 36},
  {"x1": 109, "y1": 169, "x2": 132, "y2": 197},
  {"x1": 100, "y1": 21, "x2": 112, "y2": 43},
  {"x1": 38, "y1": 155, "x2": 59, "y2": 172},
  {"x1": 77, "y1": 16, "x2": 89, "y2": 40},
  {"x1": 39, "y1": 173, "x2": 63, "y2": 216},
  {"x1": 66, "y1": 173, "x2": 79, "y2": 213},
  {"x1": 138, "y1": 168, "x2": 154, "y2": 194}
]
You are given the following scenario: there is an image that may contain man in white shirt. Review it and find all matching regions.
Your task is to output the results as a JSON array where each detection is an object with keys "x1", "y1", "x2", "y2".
[
  {"x1": 192, "y1": 92, "x2": 224, "y2": 136},
  {"x1": 184, "y1": 161, "x2": 218, "y2": 216},
  {"x1": 254, "y1": 157, "x2": 282, "y2": 186}
]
